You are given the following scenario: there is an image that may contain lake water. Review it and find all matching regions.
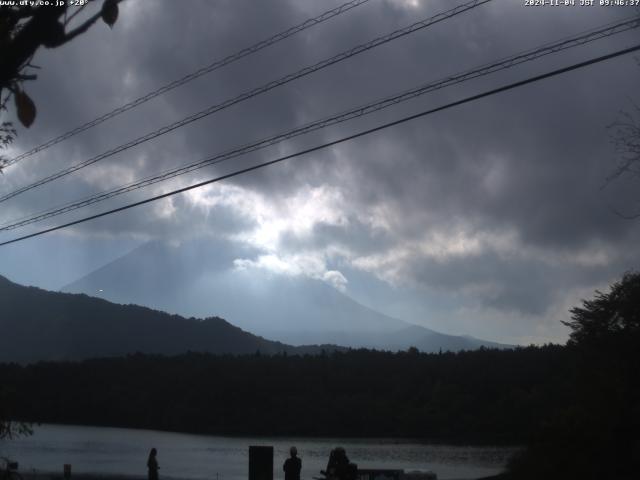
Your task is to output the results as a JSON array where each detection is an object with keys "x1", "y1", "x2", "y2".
[{"x1": 0, "y1": 424, "x2": 517, "y2": 480}]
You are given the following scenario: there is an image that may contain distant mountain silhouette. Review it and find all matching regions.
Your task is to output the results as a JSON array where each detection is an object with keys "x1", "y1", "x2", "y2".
[
  {"x1": 61, "y1": 239, "x2": 512, "y2": 352},
  {"x1": 0, "y1": 275, "x2": 333, "y2": 363}
]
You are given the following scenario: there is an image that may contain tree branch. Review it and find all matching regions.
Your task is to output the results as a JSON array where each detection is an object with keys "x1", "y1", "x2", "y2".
[
  {"x1": 64, "y1": 3, "x2": 88, "y2": 26},
  {"x1": 59, "y1": 0, "x2": 124, "y2": 45},
  {"x1": 60, "y1": 9, "x2": 103, "y2": 44}
]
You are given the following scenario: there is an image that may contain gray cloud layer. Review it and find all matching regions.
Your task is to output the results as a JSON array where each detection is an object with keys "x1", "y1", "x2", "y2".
[{"x1": 1, "y1": 0, "x2": 639, "y2": 343}]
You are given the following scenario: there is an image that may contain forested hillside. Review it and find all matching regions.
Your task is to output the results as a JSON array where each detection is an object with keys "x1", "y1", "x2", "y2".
[{"x1": 0, "y1": 275, "x2": 328, "y2": 362}]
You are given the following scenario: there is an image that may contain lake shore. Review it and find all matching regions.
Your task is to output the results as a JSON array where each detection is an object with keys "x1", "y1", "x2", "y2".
[
  {"x1": 18, "y1": 472, "x2": 508, "y2": 480},
  {"x1": 4, "y1": 424, "x2": 511, "y2": 480},
  {"x1": 21, "y1": 474, "x2": 146, "y2": 480}
]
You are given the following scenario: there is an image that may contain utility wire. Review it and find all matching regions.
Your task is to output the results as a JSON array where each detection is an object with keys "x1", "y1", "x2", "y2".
[
  {"x1": 1, "y1": 42, "x2": 638, "y2": 248},
  {"x1": 0, "y1": 0, "x2": 493, "y2": 203},
  {"x1": 1, "y1": 15, "x2": 638, "y2": 232},
  {"x1": 1, "y1": 0, "x2": 373, "y2": 169}
]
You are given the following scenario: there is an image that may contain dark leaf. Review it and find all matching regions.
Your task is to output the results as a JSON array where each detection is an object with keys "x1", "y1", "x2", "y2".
[
  {"x1": 101, "y1": 0, "x2": 119, "y2": 28},
  {"x1": 42, "y1": 21, "x2": 65, "y2": 47},
  {"x1": 14, "y1": 89, "x2": 36, "y2": 128}
]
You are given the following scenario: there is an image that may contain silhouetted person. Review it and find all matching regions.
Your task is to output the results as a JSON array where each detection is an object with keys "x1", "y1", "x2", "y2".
[
  {"x1": 283, "y1": 446, "x2": 301, "y2": 480},
  {"x1": 323, "y1": 447, "x2": 355, "y2": 480},
  {"x1": 147, "y1": 448, "x2": 159, "y2": 480}
]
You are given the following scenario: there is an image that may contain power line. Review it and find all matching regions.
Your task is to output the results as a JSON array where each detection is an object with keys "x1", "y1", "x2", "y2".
[
  {"x1": 0, "y1": 0, "x2": 493, "y2": 204},
  {"x1": 2, "y1": 42, "x2": 638, "y2": 248},
  {"x1": 1, "y1": 15, "x2": 638, "y2": 232},
  {"x1": 1, "y1": 0, "x2": 373, "y2": 169}
]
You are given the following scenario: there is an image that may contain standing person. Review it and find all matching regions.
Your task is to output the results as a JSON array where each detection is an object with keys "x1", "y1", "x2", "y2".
[
  {"x1": 283, "y1": 446, "x2": 302, "y2": 480},
  {"x1": 147, "y1": 448, "x2": 159, "y2": 480}
]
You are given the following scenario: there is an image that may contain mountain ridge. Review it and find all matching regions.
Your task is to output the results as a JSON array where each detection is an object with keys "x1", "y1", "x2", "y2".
[
  {"x1": 60, "y1": 239, "x2": 513, "y2": 352},
  {"x1": 0, "y1": 274, "x2": 338, "y2": 363}
]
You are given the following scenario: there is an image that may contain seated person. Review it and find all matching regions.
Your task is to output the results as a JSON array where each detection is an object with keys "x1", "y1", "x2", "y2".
[{"x1": 323, "y1": 447, "x2": 356, "y2": 480}]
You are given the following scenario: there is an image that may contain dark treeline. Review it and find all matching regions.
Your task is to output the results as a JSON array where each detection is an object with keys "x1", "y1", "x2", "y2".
[{"x1": 2, "y1": 345, "x2": 570, "y2": 444}]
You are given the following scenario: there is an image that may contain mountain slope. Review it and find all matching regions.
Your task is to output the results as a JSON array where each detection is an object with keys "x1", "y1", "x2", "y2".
[
  {"x1": 62, "y1": 239, "x2": 410, "y2": 334},
  {"x1": 0, "y1": 275, "x2": 319, "y2": 363},
  {"x1": 61, "y1": 240, "x2": 512, "y2": 352}
]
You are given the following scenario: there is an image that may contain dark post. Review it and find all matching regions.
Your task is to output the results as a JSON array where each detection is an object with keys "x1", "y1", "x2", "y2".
[{"x1": 249, "y1": 446, "x2": 273, "y2": 480}]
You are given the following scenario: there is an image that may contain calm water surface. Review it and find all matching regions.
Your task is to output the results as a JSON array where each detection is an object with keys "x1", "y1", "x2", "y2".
[{"x1": 0, "y1": 424, "x2": 517, "y2": 480}]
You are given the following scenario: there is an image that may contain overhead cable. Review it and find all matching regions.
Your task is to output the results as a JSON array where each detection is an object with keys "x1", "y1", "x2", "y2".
[
  {"x1": 2, "y1": 15, "x2": 638, "y2": 232},
  {"x1": 1, "y1": 0, "x2": 373, "y2": 169},
  {"x1": 1, "y1": 42, "x2": 638, "y2": 247},
  {"x1": 0, "y1": 0, "x2": 493, "y2": 203}
]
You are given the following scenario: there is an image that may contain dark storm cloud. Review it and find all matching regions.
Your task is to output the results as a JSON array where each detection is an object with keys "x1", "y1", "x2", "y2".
[
  {"x1": 402, "y1": 245, "x2": 634, "y2": 315},
  {"x1": 2, "y1": 0, "x2": 640, "y2": 342}
]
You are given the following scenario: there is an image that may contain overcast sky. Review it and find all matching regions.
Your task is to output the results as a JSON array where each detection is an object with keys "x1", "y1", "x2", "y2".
[{"x1": 1, "y1": 0, "x2": 639, "y2": 344}]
